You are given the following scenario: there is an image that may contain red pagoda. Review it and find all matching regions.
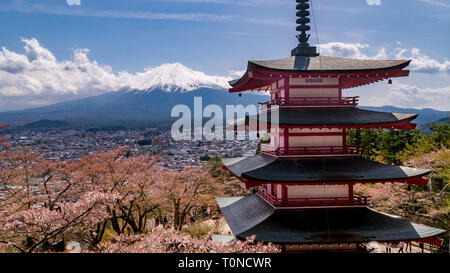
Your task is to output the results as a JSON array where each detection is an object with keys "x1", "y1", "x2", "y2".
[{"x1": 217, "y1": 0, "x2": 446, "y2": 252}]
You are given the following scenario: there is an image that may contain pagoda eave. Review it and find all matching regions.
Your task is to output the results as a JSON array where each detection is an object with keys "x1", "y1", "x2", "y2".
[
  {"x1": 229, "y1": 120, "x2": 417, "y2": 131},
  {"x1": 227, "y1": 108, "x2": 419, "y2": 131},
  {"x1": 229, "y1": 60, "x2": 410, "y2": 93},
  {"x1": 217, "y1": 195, "x2": 446, "y2": 245},
  {"x1": 222, "y1": 155, "x2": 431, "y2": 186}
]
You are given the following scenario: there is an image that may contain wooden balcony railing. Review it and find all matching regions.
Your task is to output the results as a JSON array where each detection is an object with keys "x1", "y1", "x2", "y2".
[
  {"x1": 261, "y1": 145, "x2": 361, "y2": 156},
  {"x1": 260, "y1": 96, "x2": 359, "y2": 107},
  {"x1": 256, "y1": 187, "x2": 278, "y2": 206},
  {"x1": 256, "y1": 187, "x2": 369, "y2": 208},
  {"x1": 277, "y1": 196, "x2": 369, "y2": 207}
]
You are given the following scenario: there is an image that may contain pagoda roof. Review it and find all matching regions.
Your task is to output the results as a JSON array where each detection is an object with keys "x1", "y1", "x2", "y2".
[
  {"x1": 217, "y1": 194, "x2": 446, "y2": 244},
  {"x1": 229, "y1": 108, "x2": 418, "y2": 130},
  {"x1": 222, "y1": 154, "x2": 430, "y2": 185},
  {"x1": 251, "y1": 55, "x2": 408, "y2": 74},
  {"x1": 229, "y1": 55, "x2": 411, "y2": 92}
]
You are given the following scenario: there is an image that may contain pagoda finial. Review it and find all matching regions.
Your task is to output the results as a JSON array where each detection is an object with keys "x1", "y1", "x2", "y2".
[
  {"x1": 296, "y1": 0, "x2": 311, "y2": 45},
  {"x1": 291, "y1": 0, "x2": 319, "y2": 56}
]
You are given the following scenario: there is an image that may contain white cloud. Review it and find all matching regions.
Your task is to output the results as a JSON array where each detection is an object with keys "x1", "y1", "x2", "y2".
[
  {"x1": 319, "y1": 42, "x2": 450, "y2": 74},
  {"x1": 0, "y1": 38, "x2": 235, "y2": 111},
  {"x1": 417, "y1": 0, "x2": 450, "y2": 8},
  {"x1": 0, "y1": 38, "x2": 449, "y2": 111},
  {"x1": 373, "y1": 82, "x2": 450, "y2": 110},
  {"x1": 315, "y1": 42, "x2": 450, "y2": 110},
  {"x1": 0, "y1": 2, "x2": 288, "y2": 25},
  {"x1": 0, "y1": 38, "x2": 134, "y2": 110},
  {"x1": 66, "y1": 0, "x2": 81, "y2": 6},
  {"x1": 319, "y1": 42, "x2": 386, "y2": 60},
  {"x1": 366, "y1": 0, "x2": 382, "y2": 6},
  {"x1": 0, "y1": 2, "x2": 237, "y2": 23},
  {"x1": 227, "y1": 69, "x2": 246, "y2": 79},
  {"x1": 395, "y1": 48, "x2": 450, "y2": 74}
]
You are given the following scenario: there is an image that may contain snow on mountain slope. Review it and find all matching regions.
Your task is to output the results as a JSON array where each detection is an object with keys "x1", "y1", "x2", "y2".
[{"x1": 130, "y1": 63, "x2": 232, "y2": 93}]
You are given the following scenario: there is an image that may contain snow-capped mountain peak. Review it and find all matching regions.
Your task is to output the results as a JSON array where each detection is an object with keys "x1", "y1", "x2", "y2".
[{"x1": 130, "y1": 63, "x2": 232, "y2": 93}]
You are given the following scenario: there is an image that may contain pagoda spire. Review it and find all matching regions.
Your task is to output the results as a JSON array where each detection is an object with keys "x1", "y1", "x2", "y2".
[{"x1": 291, "y1": 0, "x2": 319, "y2": 56}]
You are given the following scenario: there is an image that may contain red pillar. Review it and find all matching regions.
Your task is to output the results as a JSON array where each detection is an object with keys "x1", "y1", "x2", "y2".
[
  {"x1": 284, "y1": 128, "x2": 290, "y2": 154},
  {"x1": 348, "y1": 183, "x2": 354, "y2": 200},
  {"x1": 282, "y1": 185, "x2": 288, "y2": 203},
  {"x1": 343, "y1": 129, "x2": 347, "y2": 152},
  {"x1": 284, "y1": 78, "x2": 289, "y2": 104}
]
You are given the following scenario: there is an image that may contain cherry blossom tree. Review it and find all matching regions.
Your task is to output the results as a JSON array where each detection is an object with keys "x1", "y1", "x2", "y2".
[
  {"x1": 74, "y1": 148, "x2": 161, "y2": 238},
  {"x1": 356, "y1": 148, "x2": 449, "y2": 237},
  {"x1": 0, "y1": 135, "x2": 277, "y2": 253},
  {"x1": 154, "y1": 166, "x2": 219, "y2": 231},
  {"x1": 95, "y1": 227, "x2": 280, "y2": 253},
  {"x1": 0, "y1": 142, "x2": 112, "y2": 253}
]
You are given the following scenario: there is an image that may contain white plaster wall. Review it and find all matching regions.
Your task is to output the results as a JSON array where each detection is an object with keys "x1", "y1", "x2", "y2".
[
  {"x1": 289, "y1": 78, "x2": 339, "y2": 85},
  {"x1": 289, "y1": 136, "x2": 342, "y2": 147},
  {"x1": 289, "y1": 128, "x2": 343, "y2": 133},
  {"x1": 289, "y1": 88, "x2": 339, "y2": 98},
  {"x1": 287, "y1": 185, "x2": 348, "y2": 199}
]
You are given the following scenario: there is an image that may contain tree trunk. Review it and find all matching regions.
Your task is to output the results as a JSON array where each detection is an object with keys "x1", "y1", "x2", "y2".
[
  {"x1": 173, "y1": 203, "x2": 184, "y2": 231},
  {"x1": 93, "y1": 221, "x2": 107, "y2": 246},
  {"x1": 110, "y1": 210, "x2": 123, "y2": 235}
]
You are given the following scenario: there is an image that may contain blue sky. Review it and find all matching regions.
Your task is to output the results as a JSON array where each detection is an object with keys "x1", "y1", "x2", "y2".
[{"x1": 0, "y1": 0, "x2": 449, "y2": 111}]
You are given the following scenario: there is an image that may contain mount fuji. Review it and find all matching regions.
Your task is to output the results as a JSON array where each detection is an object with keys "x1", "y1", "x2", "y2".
[
  {"x1": 130, "y1": 63, "x2": 231, "y2": 93},
  {"x1": 0, "y1": 63, "x2": 268, "y2": 128}
]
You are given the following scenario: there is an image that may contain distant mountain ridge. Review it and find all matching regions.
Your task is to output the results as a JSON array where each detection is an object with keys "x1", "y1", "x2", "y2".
[
  {"x1": 0, "y1": 88, "x2": 268, "y2": 128},
  {"x1": 359, "y1": 106, "x2": 448, "y2": 124},
  {"x1": 0, "y1": 88, "x2": 446, "y2": 130},
  {"x1": 22, "y1": 119, "x2": 71, "y2": 129},
  {"x1": 419, "y1": 116, "x2": 450, "y2": 134}
]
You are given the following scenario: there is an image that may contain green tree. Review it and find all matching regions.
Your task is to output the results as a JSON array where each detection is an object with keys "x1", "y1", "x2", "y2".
[
  {"x1": 398, "y1": 135, "x2": 437, "y2": 162},
  {"x1": 429, "y1": 123, "x2": 450, "y2": 148},
  {"x1": 347, "y1": 129, "x2": 381, "y2": 159},
  {"x1": 379, "y1": 129, "x2": 421, "y2": 165},
  {"x1": 348, "y1": 129, "x2": 421, "y2": 164},
  {"x1": 203, "y1": 157, "x2": 249, "y2": 196}
]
